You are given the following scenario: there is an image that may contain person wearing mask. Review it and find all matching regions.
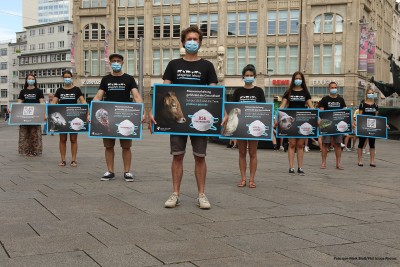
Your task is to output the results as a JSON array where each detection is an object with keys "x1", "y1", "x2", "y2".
[
  {"x1": 280, "y1": 71, "x2": 313, "y2": 175},
  {"x1": 52, "y1": 71, "x2": 86, "y2": 167},
  {"x1": 148, "y1": 26, "x2": 218, "y2": 209},
  {"x1": 318, "y1": 82, "x2": 347, "y2": 170},
  {"x1": 357, "y1": 87, "x2": 379, "y2": 167},
  {"x1": 92, "y1": 53, "x2": 144, "y2": 181},
  {"x1": 17, "y1": 74, "x2": 45, "y2": 156},
  {"x1": 227, "y1": 64, "x2": 265, "y2": 188}
]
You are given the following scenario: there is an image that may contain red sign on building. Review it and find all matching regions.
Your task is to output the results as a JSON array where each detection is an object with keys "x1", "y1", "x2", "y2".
[{"x1": 272, "y1": 80, "x2": 290, "y2": 85}]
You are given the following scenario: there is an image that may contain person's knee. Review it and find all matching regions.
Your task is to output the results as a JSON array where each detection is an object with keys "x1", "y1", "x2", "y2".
[
  {"x1": 193, "y1": 155, "x2": 205, "y2": 163},
  {"x1": 173, "y1": 154, "x2": 184, "y2": 162}
]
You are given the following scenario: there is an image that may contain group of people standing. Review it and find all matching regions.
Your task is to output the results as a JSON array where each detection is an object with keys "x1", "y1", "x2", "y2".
[{"x1": 13, "y1": 25, "x2": 380, "y2": 210}]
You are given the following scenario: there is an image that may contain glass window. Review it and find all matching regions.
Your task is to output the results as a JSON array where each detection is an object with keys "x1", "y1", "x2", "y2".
[
  {"x1": 172, "y1": 48, "x2": 180, "y2": 59},
  {"x1": 153, "y1": 50, "x2": 161, "y2": 75},
  {"x1": 322, "y1": 44, "x2": 332, "y2": 74},
  {"x1": 248, "y1": 47, "x2": 257, "y2": 67},
  {"x1": 84, "y1": 51, "x2": 89, "y2": 74},
  {"x1": 334, "y1": 44, "x2": 342, "y2": 74},
  {"x1": 313, "y1": 45, "x2": 320, "y2": 74},
  {"x1": 199, "y1": 14, "x2": 208, "y2": 36},
  {"x1": 128, "y1": 17, "x2": 135, "y2": 39},
  {"x1": 336, "y1": 15, "x2": 343, "y2": 33},
  {"x1": 91, "y1": 23, "x2": 99, "y2": 39},
  {"x1": 267, "y1": 47, "x2": 275, "y2": 73},
  {"x1": 84, "y1": 25, "x2": 90, "y2": 39},
  {"x1": 127, "y1": 50, "x2": 135, "y2": 75},
  {"x1": 228, "y1": 13, "x2": 236, "y2": 36},
  {"x1": 154, "y1": 17, "x2": 161, "y2": 38},
  {"x1": 277, "y1": 46, "x2": 286, "y2": 74},
  {"x1": 267, "y1": 11, "x2": 276, "y2": 35},
  {"x1": 278, "y1": 11, "x2": 288, "y2": 35},
  {"x1": 91, "y1": 51, "x2": 99, "y2": 76},
  {"x1": 226, "y1": 48, "x2": 235, "y2": 75},
  {"x1": 162, "y1": 49, "x2": 170, "y2": 73},
  {"x1": 210, "y1": 14, "x2": 218, "y2": 36},
  {"x1": 249, "y1": 12, "x2": 257, "y2": 35},
  {"x1": 324, "y1": 13, "x2": 333, "y2": 33},
  {"x1": 119, "y1": 0, "x2": 125, "y2": 7},
  {"x1": 290, "y1": 10, "x2": 299, "y2": 34},
  {"x1": 138, "y1": 17, "x2": 144, "y2": 37},
  {"x1": 288, "y1": 46, "x2": 298, "y2": 73},
  {"x1": 119, "y1": 18, "x2": 126, "y2": 39},
  {"x1": 163, "y1": 16, "x2": 171, "y2": 38},
  {"x1": 314, "y1": 15, "x2": 321, "y2": 33},
  {"x1": 237, "y1": 47, "x2": 246, "y2": 73},
  {"x1": 238, "y1": 13, "x2": 246, "y2": 36},
  {"x1": 173, "y1": 16, "x2": 180, "y2": 38}
]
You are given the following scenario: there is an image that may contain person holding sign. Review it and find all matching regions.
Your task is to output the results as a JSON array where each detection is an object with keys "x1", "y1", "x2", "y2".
[
  {"x1": 357, "y1": 87, "x2": 378, "y2": 167},
  {"x1": 92, "y1": 53, "x2": 144, "y2": 182},
  {"x1": 318, "y1": 82, "x2": 347, "y2": 170},
  {"x1": 51, "y1": 71, "x2": 87, "y2": 167},
  {"x1": 280, "y1": 71, "x2": 313, "y2": 175},
  {"x1": 17, "y1": 74, "x2": 45, "y2": 156},
  {"x1": 148, "y1": 26, "x2": 218, "y2": 209},
  {"x1": 228, "y1": 64, "x2": 265, "y2": 188}
]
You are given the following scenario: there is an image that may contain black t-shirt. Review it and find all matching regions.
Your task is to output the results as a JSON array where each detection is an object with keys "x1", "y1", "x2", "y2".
[
  {"x1": 282, "y1": 89, "x2": 311, "y2": 108},
  {"x1": 319, "y1": 95, "x2": 346, "y2": 110},
  {"x1": 55, "y1": 86, "x2": 83, "y2": 104},
  {"x1": 99, "y1": 73, "x2": 138, "y2": 102},
  {"x1": 163, "y1": 58, "x2": 218, "y2": 85},
  {"x1": 233, "y1": 86, "x2": 266, "y2": 103},
  {"x1": 18, "y1": 88, "x2": 44, "y2": 103},
  {"x1": 359, "y1": 100, "x2": 378, "y2": 115}
]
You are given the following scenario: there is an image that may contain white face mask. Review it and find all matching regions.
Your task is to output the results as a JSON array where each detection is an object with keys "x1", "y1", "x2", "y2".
[
  {"x1": 336, "y1": 121, "x2": 349, "y2": 132},
  {"x1": 298, "y1": 122, "x2": 315, "y2": 135},
  {"x1": 247, "y1": 120, "x2": 267, "y2": 137},
  {"x1": 69, "y1": 118, "x2": 86, "y2": 131},
  {"x1": 116, "y1": 119, "x2": 138, "y2": 136},
  {"x1": 188, "y1": 109, "x2": 219, "y2": 132}
]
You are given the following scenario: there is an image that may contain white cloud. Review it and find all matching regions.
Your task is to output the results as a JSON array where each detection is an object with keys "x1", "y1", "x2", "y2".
[{"x1": 0, "y1": 26, "x2": 17, "y2": 43}]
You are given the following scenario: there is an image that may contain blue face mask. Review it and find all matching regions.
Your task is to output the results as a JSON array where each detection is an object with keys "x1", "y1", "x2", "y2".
[
  {"x1": 27, "y1": 80, "x2": 35, "y2": 86},
  {"x1": 111, "y1": 62, "x2": 122, "y2": 72},
  {"x1": 367, "y1": 93, "x2": 375, "y2": 99},
  {"x1": 244, "y1": 76, "x2": 255, "y2": 84},
  {"x1": 184, "y1": 40, "x2": 200, "y2": 54},
  {"x1": 294, "y1": 79, "x2": 302, "y2": 86},
  {"x1": 330, "y1": 89, "x2": 338, "y2": 95},
  {"x1": 64, "y1": 78, "x2": 72, "y2": 84}
]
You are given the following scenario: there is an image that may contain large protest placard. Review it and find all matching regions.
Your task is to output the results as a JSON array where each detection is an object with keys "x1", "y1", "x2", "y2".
[
  {"x1": 356, "y1": 114, "x2": 388, "y2": 139},
  {"x1": 8, "y1": 103, "x2": 46, "y2": 125},
  {"x1": 319, "y1": 108, "x2": 353, "y2": 136},
  {"x1": 152, "y1": 84, "x2": 225, "y2": 136},
  {"x1": 276, "y1": 108, "x2": 319, "y2": 138},
  {"x1": 46, "y1": 104, "x2": 89, "y2": 134},
  {"x1": 89, "y1": 101, "x2": 144, "y2": 140},
  {"x1": 220, "y1": 102, "x2": 274, "y2": 141}
]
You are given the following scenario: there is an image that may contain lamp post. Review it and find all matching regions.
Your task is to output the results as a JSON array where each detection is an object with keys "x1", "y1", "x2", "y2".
[
  {"x1": 84, "y1": 71, "x2": 89, "y2": 99},
  {"x1": 266, "y1": 69, "x2": 273, "y2": 102}
]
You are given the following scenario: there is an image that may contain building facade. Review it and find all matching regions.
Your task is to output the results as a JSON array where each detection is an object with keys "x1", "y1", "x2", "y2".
[
  {"x1": 11, "y1": 21, "x2": 73, "y2": 101},
  {"x1": 23, "y1": 0, "x2": 73, "y2": 27},
  {"x1": 0, "y1": 42, "x2": 10, "y2": 117},
  {"x1": 71, "y1": 0, "x2": 399, "y2": 109}
]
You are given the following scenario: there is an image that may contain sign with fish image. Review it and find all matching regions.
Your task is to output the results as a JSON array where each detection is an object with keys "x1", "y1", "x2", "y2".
[
  {"x1": 89, "y1": 101, "x2": 144, "y2": 140},
  {"x1": 152, "y1": 84, "x2": 225, "y2": 136},
  {"x1": 220, "y1": 102, "x2": 274, "y2": 141},
  {"x1": 8, "y1": 103, "x2": 46, "y2": 125},
  {"x1": 318, "y1": 109, "x2": 353, "y2": 136},
  {"x1": 276, "y1": 108, "x2": 319, "y2": 138},
  {"x1": 46, "y1": 104, "x2": 89, "y2": 134}
]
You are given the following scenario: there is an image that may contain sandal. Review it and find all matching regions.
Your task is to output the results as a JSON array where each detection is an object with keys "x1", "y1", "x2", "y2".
[
  {"x1": 26, "y1": 151, "x2": 33, "y2": 157},
  {"x1": 237, "y1": 179, "x2": 246, "y2": 187},
  {"x1": 336, "y1": 165, "x2": 344, "y2": 170},
  {"x1": 358, "y1": 163, "x2": 363, "y2": 167},
  {"x1": 58, "y1": 161, "x2": 66, "y2": 167},
  {"x1": 249, "y1": 181, "x2": 256, "y2": 188},
  {"x1": 70, "y1": 161, "x2": 77, "y2": 167}
]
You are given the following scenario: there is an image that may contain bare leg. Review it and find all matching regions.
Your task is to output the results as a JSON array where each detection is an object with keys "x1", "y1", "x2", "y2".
[
  {"x1": 171, "y1": 154, "x2": 184, "y2": 194},
  {"x1": 288, "y1": 138, "x2": 296, "y2": 168},
  {"x1": 70, "y1": 134, "x2": 78, "y2": 162},
  {"x1": 358, "y1": 148, "x2": 363, "y2": 165},
  {"x1": 334, "y1": 143, "x2": 342, "y2": 168},
  {"x1": 105, "y1": 147, "x2": 115, "y2": 172},
  {"x1": 122, "y1": 148, "x2": 131, "y2": 172},
  {"x1": 321, "y1": 143, "x2": 328, "y2": 168},
  {"x1": 59, "y1": 134, "x2": 67, "y2": 161},
  {"x1": 194, "y1": 155, "x2": 206, "y2": 194},
  {"x1": 370, "y1": 148, "x2": 375, "y2": 165},
  {"x1": 237, "y1": 140, "x2": 247, "y2": 182},
  {"x1": 248, "y1": 140, "x2": 258, "y2": 183},
  {"x1": 296, "y1": 139, "x2": 306, "y2": 168}
]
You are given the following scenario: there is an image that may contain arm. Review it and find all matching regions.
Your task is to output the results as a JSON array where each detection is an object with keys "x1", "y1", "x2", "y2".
[
  {"x1": 78, "y1": 96, "x2": 87, "y2": 104},
  {"x1": 51, "y1": 97, "x2": 59, "y2": 104},
  {"x1": 279, "y1": 98, "x2": 288, "y2": 109},
  {"x1": 306, "y1": 99, "x2": 313, "y2": 109},
  {"x1": 39, "y1": 98, "x2": 45, "y2": 104},
  {"x1": 131, "y1": 88, "x2": 145, "y2": 123},
  {"x1": 92, "y1": 89, "x2": 105, "y2": 101}
]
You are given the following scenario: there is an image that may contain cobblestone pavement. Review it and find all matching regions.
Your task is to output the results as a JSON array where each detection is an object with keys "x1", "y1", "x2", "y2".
[{"x1": 1, "y1": 120, "x2": 400, "y2": 266}]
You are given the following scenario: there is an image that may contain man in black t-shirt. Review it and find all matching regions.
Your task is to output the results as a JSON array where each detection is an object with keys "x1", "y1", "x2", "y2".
[
  {"x1": 149, "y1": 26, "x2": 218, "y2": 209},
  {"x1": 93, "y1": 53, "x2": 144, "y2": 182},
  {"x1": 318, "y1": 82, "x2": 347, "y2": 170}
]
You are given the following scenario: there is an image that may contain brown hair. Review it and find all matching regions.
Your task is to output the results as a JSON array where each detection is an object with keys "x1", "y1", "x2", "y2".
[
  {"x1": 24, "y1": 73, "x2": 37, "y2": 89},
  {"x1": 180, "y1": 25, "x2": 203, "y2": 46},
  {"x1": 287, "y1": 71, "x2": 309, "y2": 98}
]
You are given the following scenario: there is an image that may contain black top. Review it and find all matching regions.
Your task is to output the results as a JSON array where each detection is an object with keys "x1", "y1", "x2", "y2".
[
  {"x1": 282, "y1": 89, "x2": 311, "y2": 108},
  {"x1": 55, "y1": 86, "x2": 83, "y2": 104},
  {"x1": 18, "y1": 88, "x2": 44, "y2": 103},
  {"x1": 319, "y1": 95, "x2": 346, "y2": 110},
  {"x1": 99, "y1": 73, "x2": 138, "y2": 102},
  {"x1": 163, "y1": 58, "x2": 218, "y2": 85},
  {"x1": 359, "y1": 100, "x2": 378, "y2": 115},
  {"x1": 233, "y1": 86, "x2": 266, "y2": 103}
]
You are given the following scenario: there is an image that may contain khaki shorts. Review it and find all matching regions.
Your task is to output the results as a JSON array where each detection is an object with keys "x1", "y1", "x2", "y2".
[
  {"x1": 322, "y1": 135, "x2": 343, "y2": 144},
  {"x1": 170, "y1": 135, "x2": 207, "y2": 157},
  {"x1": 103, "y1": 138, "x2": 132, "y2": 148}
]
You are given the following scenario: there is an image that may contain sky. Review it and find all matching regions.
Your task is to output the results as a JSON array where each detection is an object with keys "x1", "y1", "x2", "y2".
[{"x1": 0, "y1": 1, "x2": 23, "y2": 43}]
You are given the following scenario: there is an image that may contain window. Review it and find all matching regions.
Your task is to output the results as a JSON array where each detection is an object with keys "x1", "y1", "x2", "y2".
[
  {"x1": 153, "y1": 16, "x2": 180, "y2": 38},
  {"x1": 190, "y1": 0, "x2": 218, "y2": 3},
  {"x1": 313, "y1": 45, "x2": 320, "y2": 74},
  {"x1": 58, "y1": 25, "x2": 64, "y2": 32},
  {"x1": 313, "y1": 44, "x2": 342, "y2": 74},
  {"x1": 277, "y1": 46, "x2": 286, "y2": 74},
  {"x1": 162, "y1": 49, "x2": 170, "y2": 73},
  {"x1": 226, "y1": 48, "x2": 235, "y2": 75},
  {"x1": 322, "y1": 45, "x2": 332, "y2": 73},
  {"x1": 267, "y1": 46, "x2": 299, "y2": 74},
  {"x1": 138, "y1": 17, "x2": 144, "y2": 37},
  {"x1": 266, "y1": 47, "x2": 276, "y2": 73},
  {"x1": 0, "y1": 62, "x2": 7, "y2": 70},
  {"x1": 1, "y1": 89, "x2": 7, "y2": 98},
  {"x1": 83, "y1": 23, "x2": 106, "y2": 40},
  {"x1": 267, "y1": 11, "x2": 276, "y2": 35},
  {"x1": 153, "y1": 50, "x2": 161, "y2": 75},
  {"x1": 0, "y1": 49, "x2": 6, "y2": 56},
  {"x1": 190, "y1": 13, "x2": 217, "y2": 37},
  {"x1": 0, "y1": 76, "x2": 7, "y2": 83},
  {"x1": 163, "y1": 16, "x2": 171, "y2": 38},
  {"x1": 154, "y1": 17, "x2": 161, "y2": 38},
  {"x1": 128, "y1": 18, "x2": 135, "y2": 39},
  {"x1": 118, "y1": 18, "x2": 126, "y2": 39},
  {"x1": 48, "y1": 42, "x2": 54, "y2": 49},
  {"x1": 172, "y1": 16, "x2": 180, "y2": 38},
  {"x1": 314, "y1": 13, "x2": 343, "y2": 34},
  {"x1": 288, "y1": 46, "x2": 298, "y2": 73},
  {"x1": 226, "y1": 47, "x2": 258, "y2": 75},
  {"x1": 227, "y1": 12, "x2": 257, "y2": 36},
  {"x1": 290, "y1": 10, "x2": 299, "y2": 34},
  {"x1": 30, "y1": 44, "x2": 35, "y2": 51},
  {"x1": 334, "y1": 44, "x2": 342, "y2": 74},
  {"x1": 91, "y1": 51, "x2": 99, "y2": 76},
  {"x1": 84, "y1": 51, "x2": 89, "y2": 74},
  {"x1": 58, "y1": 41, "x2": 64, "y2": 48},
  {"x1": 30, "y1": 30, "x2": 35, "y2": 36},
  {"x1": 39, "y1": 28, "x2": 45, "y2": 35},
  {"x1": 278, "y1": 11, "x2": 288, "y2": 35},
  {"x1": 48, "y1": 27, "x2": 54, "y2": 33},
  {"x1": 82, "y1": 0, "x2": 107, "y2": 8}
]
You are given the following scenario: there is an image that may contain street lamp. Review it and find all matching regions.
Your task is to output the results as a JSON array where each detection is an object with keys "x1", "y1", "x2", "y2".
[
  {"x1": 266, "y1": 69, "x2": 273, "y2": 102},
  {"x1": 84, "y1": 71, "x2": 89, "y2": 99}
]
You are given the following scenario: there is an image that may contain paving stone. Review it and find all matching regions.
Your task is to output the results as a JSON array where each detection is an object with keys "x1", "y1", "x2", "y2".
[
  {"x1": 283, "y1": 229, "x2": 352, "y2": 246},
  {"x1": 191, "y1": 207, "x2": 268, "y2": 222},
  {"x1": 267, "y1": 214, "x2": 364, "y2": 229},
  {"x1": 251, "y1": 203, "x2": 344, "y2": 217},
  {"x1": 333, "y1": 209, "x2": 400, "y2": 223}
]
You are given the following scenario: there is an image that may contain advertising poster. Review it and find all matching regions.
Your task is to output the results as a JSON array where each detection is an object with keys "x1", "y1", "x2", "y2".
[
  {"x1": 319, "y1": 108, "x2": 353, "y2": 136},
  {"x1": 46, "y1": 104, "x2": 89, "y2": 134},
  {"x1": 358, "y1": 23, "x2": 369, "y2": 71},
  {"x1": 8, "y1": 103, "x2": 46, "y2": 125},
  {"x1": 276, "y1": 108, "x2": 319, "y2": 138},
  {"x1": 356, "y1": 114, "x2": 387, "y2": 139},
  {"x1": 89, "y1": 101, "x2": 144, "y2": 140},
  {"x1": 152, "y1": 84, "x2": 225, "y2": 136},
  {"x1": 367, "y1": 30, "x2": 376, "y2": 74},
  {"x1": 220, "y1": 102, "x2": 274, "y2": 141}
]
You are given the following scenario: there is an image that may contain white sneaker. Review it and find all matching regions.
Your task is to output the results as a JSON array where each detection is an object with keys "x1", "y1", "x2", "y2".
[
  {"x1": 304, "y1": 146, "x2": 310, "y2": 153},
  {"x1": 343, "y1": 147, "x2": 351, "y2": 152},
  {"x1": 197, "y1": 193, "x2": 211, "y2": 209},
  {"x1": 164, "y1": 192, "x2": 180, "y2": 208},
  {"x1": 312, "y1": 140, "x2": 319, "y2": 147},
  {"x1": 340, "y1": 143, "x2": 346, "y2": 148},
  {"x1": 362, "y1": 149, "x2": 366, "y2": 154},
  {"x1": 279, "y1": 146, "x2": 284, "y2": 151}
]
